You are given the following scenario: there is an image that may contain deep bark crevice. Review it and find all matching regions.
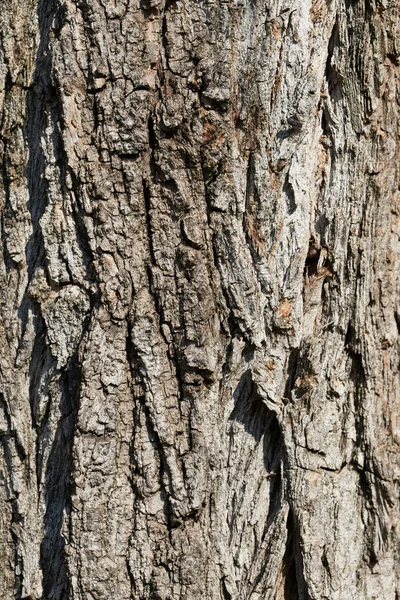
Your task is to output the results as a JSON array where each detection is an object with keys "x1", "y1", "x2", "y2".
[
  {"x1": 284, "y1": 349, "x2": 299, "y2": 402},
  {"x1": 281, "y1": 510, "x2": 300, "y2": 600},
  {"x1": 40, "y1": 360, "x2": 82, "y2": 600},
  {"x1": 325, "y1": 19, "x2": 342, "y2": 104},
  {"x1": 284, "y1": 510, "x2": 309, "y2": 600}
]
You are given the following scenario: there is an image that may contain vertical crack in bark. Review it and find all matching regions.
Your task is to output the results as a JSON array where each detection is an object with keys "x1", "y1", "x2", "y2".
[
  {"x1": 142, "y1": 178, "x2": 156, "y2": 267},
  {"x1": 346, "y1": 321, "x2": 367, "y2": 456},
  {"x1": 346, "y1": 323, "x2": 384, "y2": 568},
  {"x1": 278, "y1": 509, "x2": 309, "y2": 600},
  {"x1": 283, "y1": 173, "x2": 296, "y2": 216},
  {"x1": 0, "y1": 393, "x2": 28, "y2": 598},
  {"x1": 229, "y1": 369, "x2": 289, "y2": 596},
  {"x1": 40, "y1": 354, "x2": 83, "y2": 600},
  {"x1": 0, "y1": 135, "x2": 19, "y2": 272},
  {"x1": 21, "y1": 0, "x2": 93, "y2": 596},
  {"x1": 325, "y1": 19, "x2": 342, "y2": 104},
  {"x1": 243, "y1": 152, "x2": 265, "y2": 257},
  {"x1": 126, "y1": 322, "x2": 176, "y2": 536},
  {"x1": 283, "y1": 349, "x2": 299, "y2": 402}
]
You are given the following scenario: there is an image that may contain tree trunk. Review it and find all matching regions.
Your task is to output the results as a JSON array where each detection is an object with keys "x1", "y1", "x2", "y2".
[{"x1": 0, "y1": 0, "x2": 399, "y2": 598}]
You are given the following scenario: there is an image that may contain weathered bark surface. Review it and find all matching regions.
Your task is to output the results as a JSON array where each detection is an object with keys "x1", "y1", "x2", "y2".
[{"x1": 0, "y1": 0, "x2": 399, "y2": 598}]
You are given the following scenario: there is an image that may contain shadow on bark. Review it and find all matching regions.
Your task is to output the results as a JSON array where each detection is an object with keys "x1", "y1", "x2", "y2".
[
  {"x1": 230, "y1": 371, "x2": 310, "y2": 600},
  {"x1": 22, "y1": 1, "x2": 78, "y2": 598},
  {"x1": 230, "y1": 369, "x2": 282, "y2": 471}
]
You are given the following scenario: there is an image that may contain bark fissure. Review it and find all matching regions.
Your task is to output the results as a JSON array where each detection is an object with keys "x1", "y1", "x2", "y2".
[{"x1": 0, "y1": 0, "x2": 400, "y2": 598}]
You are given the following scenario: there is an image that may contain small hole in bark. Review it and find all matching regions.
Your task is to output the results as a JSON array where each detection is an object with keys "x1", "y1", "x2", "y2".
[
  {"x1": 283, "y1": 174, "x2": 296, "y2": 214},
  {"x1": 140, "y1": 2, "x2": 159, "y2": 17},
  {"x1": 304, "y1": 236, "x2": 320, "y2": 278},
  {"x1": 345, "y1": 322, "x2": 353, "y2": 347},
  {"x1": 221, "y1": 578, "x2": 232, "y2": 600},
  {"x1": 387, "y1": 52, "x2": 400, "y2": 66},
  {"x1": 394, "y1": 312, "x2": 400, "y2": 334},
  {"x1": 321, "y1": 107, "x2": 330, "y2": 137},
  {"x1": 266, "y1": 464, "x2": 282, "y2": 526},
  {"x1": 148, "y1": 115, "x2": 157, "y2": 149}
]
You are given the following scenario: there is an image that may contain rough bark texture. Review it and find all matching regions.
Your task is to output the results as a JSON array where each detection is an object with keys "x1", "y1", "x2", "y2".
[{"x1": 0, "y1": 0, "x2": 399, "y2": 598}]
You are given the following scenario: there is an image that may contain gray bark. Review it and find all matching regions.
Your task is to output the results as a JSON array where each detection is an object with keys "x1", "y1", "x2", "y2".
[{"x1": 0, "y1": 0, "x2": 399, "y2": 598}]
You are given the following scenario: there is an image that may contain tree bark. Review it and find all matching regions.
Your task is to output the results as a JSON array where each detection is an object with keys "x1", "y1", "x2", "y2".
[{"x1": 0, "y1": 0, "x2": 399, "y2": 598}]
